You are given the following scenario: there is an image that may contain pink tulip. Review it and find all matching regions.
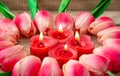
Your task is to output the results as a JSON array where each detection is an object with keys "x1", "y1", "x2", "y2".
[
  {"x1": 79, "y1": 54, "x2": 110, "y2": 76},
  {"x1": 97, "y1": 26, "x2": 120, "y2": 38},
  {"x1": 12, "y1": 56, "x2": 41, "y2": 76},
  {"x1": 13, "y1": 12, "x2": 37, "y2": 37},
  {"x1": 93, "y1": 46, "x2": 120, "y2": 72},
  {"x1": 63, "y1": 60, "x2": 90, "y2": 76},
  {"x1": 55, "y1": 12, "x2": 74, "y2": 29},
  {"x1": 0, "y1": 41, "x2": 14, "y2": 50},
  {"x1": 75, "y1": 12, "x2": 94, "y2": 34},
  {"x1": 97, "y1": 31, "x2": 120, "y2": 44},
  {"x1": 0, "y1": 18, "x2": 20, "y2": 40},
  {"x1": 103, "y1": 39, "x2": 120, "y2": 50},
  {"x1": 38, "y1": 57, "x2": 63, "y2": 76},
  {"x1": 34, "y1": 10, "x2": 54, "y2": 33},
  {"x1": 88, "y1": 17, "x2": 115, "y2": 35},
  {"x1": 0, "y1": 45, "x2": 28, "y2": 72},
  {"x1": 0, "y1": 30, "x2": 17, "y2": 44}
]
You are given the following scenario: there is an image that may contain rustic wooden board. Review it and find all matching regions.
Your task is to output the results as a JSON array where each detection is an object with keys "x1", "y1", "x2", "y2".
[
  {"x1": 0, "y1": 11, "x2": 120, "y2": 75},
  {"x1": 1, "y1": 0, "x2": 120, "y2": 11}
]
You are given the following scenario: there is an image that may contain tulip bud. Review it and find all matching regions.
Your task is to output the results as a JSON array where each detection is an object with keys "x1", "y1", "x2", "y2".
[
  {"x1": 12, "y1": 56, "x2": 41, "y2": 76},
  {"x1": 93, "y1": 46, "x2": 120, "y2": 72},
  {"x1": 0, "y1": 30, "x2": 17, "y2": 44},
  {"x1": 89, "y1": 17, "x2": 115, "y2": 35},
  {"x1": 97, "y1": 26, "x2": 120, "y2": 39},
  {"x1": 103, "y1": 39, "x2": 120, "y2": 50},
  {"x1": 63, "y1": 60, "x2": 90, "y2": 76},
  {"x1": 38, "y1": 57, "x2": 63, "y2": 76},
  {"x1": 34, "y1": 10, "x2": 54, "y2": 33},
  {"x1": 0, "y1": 41, "x2": 14, "y2": 50},
  {"x1": 75, "y1": 12, "x2": 94, "y2": 34},
  {"x1": 0, "y1": 45, "x2": 28, "y2": 72},
  {"x1": 79, "y1": 54, "x2": 110, "y2": 76},
  {"x1": 98, "y1": 31, "x2": 120, "y2": 44},
  {"x1": 0, "y1": 18, "x2": 20, "y2": 40},
  {"x1": 55, "y1": 12, "x2": 74, "y2": 29},
  {"x1": 13, "y1": 12, "x2": 37, "y2": 37}
]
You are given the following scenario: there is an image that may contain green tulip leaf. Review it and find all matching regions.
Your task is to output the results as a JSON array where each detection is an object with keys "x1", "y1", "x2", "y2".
[
  {"x1": 28, "y1": 0, "x2": 39, "y2": 19},
  {"x1": 58, "y1": 0, "x2": 70, "y2": 13},
  {"x1": 0, "y1": 70, "x2": 11, "y2": 76},
  {"x1": 91, "y1": 0, "x2": 112, "y2": 18},
  {"x1": 0, "y1": 2, "x2": 15, "y2": 20},
  {"x1": 107, "y1": 71, "x2": 115, "y2": 76}
]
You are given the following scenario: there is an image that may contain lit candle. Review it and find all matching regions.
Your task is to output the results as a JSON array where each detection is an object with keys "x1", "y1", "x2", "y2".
[
  {"x1": 30, "y1": 32, "x2": 58, "y2": 60},
  {"x1": 48, "y1": 44, "x2": 78, "y2": 67},
  {"x1": 48, "y1": 24, "x2": 74, "y2": 43},
  {"x1": 67, "y1": 31, "x2": 94, "y2": 57}
]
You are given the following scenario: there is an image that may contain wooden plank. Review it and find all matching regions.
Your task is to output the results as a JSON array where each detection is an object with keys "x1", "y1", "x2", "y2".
[{"x1": 0, "y1": 0, "x2": 120, "y2": 11}]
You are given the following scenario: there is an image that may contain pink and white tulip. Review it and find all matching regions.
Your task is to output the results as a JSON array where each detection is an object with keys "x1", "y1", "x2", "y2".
[
  {"x1": 0, "y1": 41, "x2": 14, "y2": 50},
  {"x1": 103, "y1": 39, "x2": 120, "y2": 50},
  {"x1": 0, "y1": 30, "x2": 17, "y2": 44},
  {"x1": 0, "y1": 18, "x2": 20, "y2": 40},
  {"x1": 75, "y1": 12, "x2": 94, "y2": 34},
  {"x1": 93, "y1": 46, "x2": 120, "y2": 72},
  {"x1": 79, "y1": 54, "x2": 110, "y2": 76},
  {"x1": 12, "y1": 56, "x2": 41, "y2": 76},
  {"x1": 38, "y1": 57, "x2": 63, "y2": 76},
  {"x1": 97, "y1": 26, "x2": 120, "y2": 38},
  {"x1": 34, "y1": 10, "x2": 54, "y2": 33},
  {"x1": 55, "y1": 12, "x2": 74, "y2": 29},
  {"x1": 0, "y1": 45, "x2": 28, "y2": 72},
  {"x1": 13, "y1": 12, "x2": 37, "y2": 37},
  {"x1": 89, "y1": 17, "x2": 115, "y2": 35},
  {"x1": 63, "y1": 60, "x2": 90, "y2": 76},
  {"x1": 97, "y1": 31, "x2": 120, "y2": 44}
]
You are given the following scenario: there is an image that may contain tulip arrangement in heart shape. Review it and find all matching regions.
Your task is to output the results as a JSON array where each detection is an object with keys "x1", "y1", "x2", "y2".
[{"x1": 0, "y1": 0, "x2": 120, "y2": 76}]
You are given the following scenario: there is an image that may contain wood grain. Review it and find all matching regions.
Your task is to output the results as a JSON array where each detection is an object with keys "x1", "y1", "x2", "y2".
[{"x1": 0, "y1": 0, "x2": 120, "y2": 11}]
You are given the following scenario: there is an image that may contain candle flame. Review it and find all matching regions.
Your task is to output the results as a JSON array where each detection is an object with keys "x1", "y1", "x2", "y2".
[
  {"x1": 58, "y1": 24, "x2": 63, "y2": 33},
  {"x1": 39, "y1": 32, "x2": 43, "y2": 43},
  {"x1": 64, "y1": 44, "x2": 68, "y2": 51},
  {"x1": 75, "y1": 31, "x2": 80, "y2": 41}
]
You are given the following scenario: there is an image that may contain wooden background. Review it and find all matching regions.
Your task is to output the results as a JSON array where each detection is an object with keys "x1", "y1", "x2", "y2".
[{"x1": 0, "y1": 0, "x2": 120, "y2": 11}]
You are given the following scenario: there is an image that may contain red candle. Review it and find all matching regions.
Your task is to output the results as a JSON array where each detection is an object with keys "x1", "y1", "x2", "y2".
[
  {"x1": 48, "y1": 44, "x2": 78, "y2": 67},
  {"x1": 67, "y1": 31, "x2": 94, "y2": 57},
  {"x1": 30, "y1": 32, "x2": 58, "y2": 60},
  {"x1": 48, "y1": 25, "x2": 74, "y2": 43}
]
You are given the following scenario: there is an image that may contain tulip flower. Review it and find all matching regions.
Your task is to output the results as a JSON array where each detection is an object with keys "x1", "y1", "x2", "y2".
[
  {"x1": 63, "y1": 60, "x2": 90, "y2": 76},
  {"x1": 0, "y1": 41, "x2": 14, "y2": 50},
  {"x1": 88, "y1": 17, "x2": 115, "y2": 35},
  {"x1": 79, "y1": 54, "x2": 110, "y2": 76},
  {"x1": 34, "y1": 10, "x2": 54, "y2": 33},
  {"x1": 0, "y1": 18, "x2": 20, "y2": 40},
  {"x1": 0, "y1": 30, "x2": 17, "y2": 44},
  {"x1": 97, "y1": 31, "x2": 120, "y2": 44},
  {"x1": 103, "y1": 39, "x2": 120, "y2": 50},
  {"x1": 0, "y1": 45, "x2": 28, "y2": 72},
  {"x1": 75, "y1": 12, "x2": 94, "y2": 34},
  {"x1": 93, "y1": 46, "x2": 120, "y2": 72},
  {"x1": 13, "y1": 12, "x2": 37, "y2": 37},
  {"x1": 55, "y1": 12, "x2": 74, "y2": 29},
  {"x1": 97, "y1": 26, "x2": 120, "y2": 39},
  {"x1": 38, "y1": 57, "x2": 63, "y2": 76},
  {"x1": 12, "y1": 56, "x2": 41, "y2": 76}
]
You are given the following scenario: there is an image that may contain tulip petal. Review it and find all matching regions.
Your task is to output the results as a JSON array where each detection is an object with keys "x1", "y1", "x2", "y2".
[
  {"x1": 79, "y1": 54, "x2": 110, "y2": 75},
  {"x1": 63, "y1": 60, "x2": 90, "y2": 76},
  {"x1": 38, "y1": 57, "x2": 63, "y2": 76},
  {"x1": 55, "y1": 12, "x2": 74, "y2": 29},
  {"x1": 12, "y1": 56, "x2": 41, "y2": 76},
  {"x1": 0, "y1": 41, "x2": 14, "y2": 50},
  {"x1": 13, "y1": 12, "x2": 37, "y2": 37},
  {"x1": 75, "y1": 12, "x2": 94, "y2": 34},
  {"x1": 93, "y1": 46, "x2": 120, "y2": 72},
  {"x1": 34, "y1": 10, "x2": 54, "y2": 33},
  {"x1": 0, "y1": 45, "x2": 28, "y2": 72}
]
